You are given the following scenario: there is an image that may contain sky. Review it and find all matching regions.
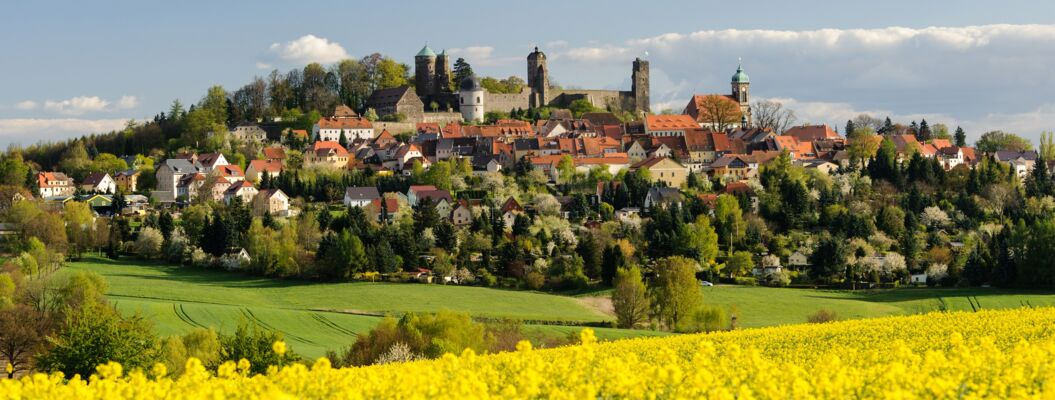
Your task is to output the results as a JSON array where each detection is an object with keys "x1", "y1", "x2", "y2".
[{"x1": 2, "y1": 0, "x2": 1055, "y2": 147}]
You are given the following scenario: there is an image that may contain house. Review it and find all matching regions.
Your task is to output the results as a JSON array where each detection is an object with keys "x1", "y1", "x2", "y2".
[
  {"x1": 645, "y1": 114, "x2": 700, "y2": 137},
  {"x1": 313, "y1": 106, "x2": 375, "y2": 141},
  {"x1": 784, "y1": 125, "x2": 839, "y2": 143},
  {"x1": 37, "y1": 172, "x2": 75, "y2": 198},
  {"x1": 684, "y1": 128, "x2": 732, "y2": 168},
  {"x1": 262, "y1": 147, "x2": 286, "y2": 163},
  {"x1": 366, "y1": 197, "x2": 401, "y2": 223},
  {"x1": 179, "y1": 152, "x2": 229, "y2": 172},
  {"x1": 450, "y1": 201, "x2": 473, "y2": 226},
  {"x1": 230, "y1": 124, "x2": 268, "y2": 142},
  {"x1": 223, "y1": 181, "x2": 258, "y2": 204},
  {"x1": 995, "y1": 150, "x2": 1038, "y2": 180},
  {"x1": 710, "y1": 154, "x2": 758, "y2": 179},
  {"x1": 798, "y1": 159, "x2": 839, "y2": 174},
  {"x1": 684, "y1": 94, "x2": 743, "y2": 130},
  {"x1": 246, "y1": 160, "x2": 283, "y2": 182},
  {"x1": 254, "y1": 188, "x2": 290, "y2": 216},
  {"x1": 416, "y1": 189, "x2": 453, "y2": 217},
  {"x1": 304, "y1": 141, "x2": 350, "y2": 169},
  {"x1": 615, "y1": 207, "x2": 641, "y2": 221},
  {"x1": 79, "y1": 172, "x2": 116, "y2": 194},
  {"x1": 122, "y1": 194, "x2": 150, "y2": 215},
  {"x1": 501, "y1": 196, "x2": 524, "y2": 228},
  {"x1": 394, "y1": 144, "x2": 424, "y2": 170},
  {"x1": 344, "y1": 186, "x2": 381, "y2": 208},
  {"x1": 937, "y1": 146, "x2": 966, "y2": 170},
  {"x1": 77, "y1": 193, "x2": 113, "y2": 213},
  {"x1": 631, "y1": 157, "x2": 689, "y2": 188},
  {"x1": 114, "y1": 170, "x2": 139, "y2": 193},
  {"x1": 644, "y1": 187, "x2": 682, "y2": 209},
  {"x1": 910, "y1": 273, "x2": 927, "y2": 285},
  {"x1": 407, "y1": 185, "x2": 439, "y2": 206},
  {"x1": 788, "y1": 251, "x2": 810, "y2": 267},
  {"x1": 214, "y1": 164, "x2": 245, "y2": 184}
]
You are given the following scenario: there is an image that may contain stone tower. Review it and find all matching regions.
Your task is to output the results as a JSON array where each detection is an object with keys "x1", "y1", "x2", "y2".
[
  {"x1": 527, "y1": 47, "x2": 548, "y2": 108},
  {"x1": 435, "y1": 49, "x2": 451, "y2": 94},
  {"x1": 731, "y1": 61, "x2": 751, "y2": 125},
  {"x1": 632, "y1": 58, "x2": 650, "y2": 113},
  {"x1": 415, "y1": 45, "x2": 437, "y2": 97}
]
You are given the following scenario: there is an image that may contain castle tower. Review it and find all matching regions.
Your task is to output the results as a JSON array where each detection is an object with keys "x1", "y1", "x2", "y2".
[
  {"x1": 731, "y1": 60, "x2": 751, "y2": 125},
  {"x1": 527, "y1": 47, "x2": 548, "y2": 108},
  {"x1": 415, "y1": 45, "x2": 437, "y2": 97},
  {"x1": 459, "y1": 75, "x2": 485, "y2": 123},
  {"x1": 435, "y1": 49, "x2": 451, "y2": 94},
  {"x1": 632, "y1": 58, "x2": 650, "y2": 113}
]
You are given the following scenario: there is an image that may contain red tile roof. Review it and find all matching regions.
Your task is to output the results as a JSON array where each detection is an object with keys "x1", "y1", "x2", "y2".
[
  {"x1": 262, "y1": 147, "x2": 286, "y2": 160},
  {"x1": 317, "y1": 117, "x2": 372, "y2": 130},
  {"x1": 784, "y1": 125, "x2": 839, "y2": 142},
  {"x1": 312, "y1": 140, "x2": 349, "y2": 157},
  {"x1": 248, "y1": 159, "x2": 283, "y2": 174},
  {"x1": 645, "y1": 114, "x2": 699, "y2": 131}
]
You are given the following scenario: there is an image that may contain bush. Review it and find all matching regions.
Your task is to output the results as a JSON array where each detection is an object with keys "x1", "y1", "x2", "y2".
[
  {"x1": 524, "y1": 271, "x2": 545, "y2": 290},
  {"x1": 733, "y1": 276, "x2": 758, "y2": 286},
  {"x1": 36, "y1": 306, "x2": 160, "y2": 379},
  {"x1": 760, "y1": 270, "x2": 791, "y2": 287},
  {"x1": 677, "y1": 305, "x2": 731, "y2": 333},
  {"x1": 218, "y1": 321, "x2": 298, "y2": 375},
  {"x1": 134, "y1": 227, "x2": 164, "y2": 260},
  {"x1": 338, "y1": 311, "x2": 489, "y2": 366},
  {"x1": 808, "y1": 309, "x2": 839, "y2": 324}
]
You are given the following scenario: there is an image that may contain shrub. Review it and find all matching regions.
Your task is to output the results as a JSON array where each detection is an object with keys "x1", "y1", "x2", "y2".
[
  {"x1": 524, "y1": 271, "x2": 545, "y2": 290},
  {"x1": 218, "y1": 321, "x2": 298, "y2": 375},
  {"x1": 807, "y1": 309, "x2": 839, "y2": 324},
  {"x1": 134, "y1": 227, "x2": 164, "y2": 259},
  {"x1": 36, "y1": 306, "x2": 160, "y2": 379},
  {"x1": 678, "y1": 305, "x2": 731, "y2": 333}
]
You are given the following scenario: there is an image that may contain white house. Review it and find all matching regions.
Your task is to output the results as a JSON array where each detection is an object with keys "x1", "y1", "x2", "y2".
[
  {"x1": 788, "y1": 251, "x2": 810, "y2": 267},
  {"x1": 254, "y1": 188, "x2": 290, "y2": 216},
  {"x1": 344, "y1": 186, "x2": 381, "y2": 208},
  {"x1": 313, "y1": 117, "x2": 374, "y2": 142},
  {"x1": 79, "y1": 172, "x2": 116, "y2": 194},
  {"x1": 37, "y1": 172, "x2": 75, "y2": 198},
  {"x1": 223, "y1": 181, "x2": 258, "y2": 204}
]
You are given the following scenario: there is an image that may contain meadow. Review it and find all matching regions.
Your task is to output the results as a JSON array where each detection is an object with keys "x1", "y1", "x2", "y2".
[{"x1": 64, "y1": 256, "x2": 1055, "y2": 357}]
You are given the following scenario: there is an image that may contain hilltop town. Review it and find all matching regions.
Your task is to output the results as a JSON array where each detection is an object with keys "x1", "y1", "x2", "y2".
[{"x1": 2, "y1": 42, "x2": 1054, "y2": 378}]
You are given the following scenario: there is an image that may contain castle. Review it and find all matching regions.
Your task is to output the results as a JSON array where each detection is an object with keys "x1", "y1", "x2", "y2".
[{"x1": 413, "y1": 45, "x2": 650, "y2": 122}]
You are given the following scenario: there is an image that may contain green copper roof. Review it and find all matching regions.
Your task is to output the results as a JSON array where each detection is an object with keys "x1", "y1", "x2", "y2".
[
  {"x1": 439, "y1": 49, "x2": 447, "y2": 56},
  {"x1": 417, "y1": 45, "x2": 436, "y2": 57},
  {"x1": 731, "y1": 62, "x2": 750, "y2": 84}
]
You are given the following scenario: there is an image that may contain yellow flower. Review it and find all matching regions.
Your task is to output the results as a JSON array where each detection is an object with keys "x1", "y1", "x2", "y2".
[{"x1": 272, "y1": 340, "x2": 287, "y2": 356}]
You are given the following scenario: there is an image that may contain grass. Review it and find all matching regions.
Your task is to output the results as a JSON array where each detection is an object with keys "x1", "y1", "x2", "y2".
[
  {"x1": 62, "y1": 256, "x2": 652, "y2": 357},
  {"x1": 700, "y1": 285, "x2": 1055, "y2": 328}
]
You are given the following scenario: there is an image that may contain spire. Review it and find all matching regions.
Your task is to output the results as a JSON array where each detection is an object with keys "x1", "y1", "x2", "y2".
[{"x1": 731, "y1": 58, "x2": 750, "y2": 84}]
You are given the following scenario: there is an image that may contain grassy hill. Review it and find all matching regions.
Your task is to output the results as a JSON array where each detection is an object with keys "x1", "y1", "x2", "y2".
[{"x1": 62, "y1": 257, "x2": 659, "y2": 357}]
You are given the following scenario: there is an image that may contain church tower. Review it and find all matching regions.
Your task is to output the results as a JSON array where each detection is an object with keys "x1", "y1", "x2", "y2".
[
  {"x1": 731, "y1": 61, "x2": 751, "y2": 125},
  {"x1": 632, "y1": 58, "x2": 650, "y2": 113},
  {"x1": 527, "y1": 47, "x2": 548, "y2": 108},
  {"x1": 415, "y1": 45, "x2": 437, "y2": 97}
]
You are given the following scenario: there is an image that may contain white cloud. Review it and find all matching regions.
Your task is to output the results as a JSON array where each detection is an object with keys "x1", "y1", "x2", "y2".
[
  {"x1": 447, "y1": 46, "x2": 520, "y2": 67},
  {"x1": 268, "y1": 34, "x2": 350, "y2": 64},
  {"x1": 43, "y1": 96, "x2": 110, "y2": 116},
  {"x1": 117, "y1": 95, "x2": 139, "y2": 109},
  {"x1": 15, "y1": 100, "x2": 37, "y2": 110},
  {"x1": 256, "y1": 61, "x2": 273, "y2": 70},
  {"x1": 545, "y1": 40, "x2": 569, "y2": 48},
  {"x1": 0, "y1": 118, "x2": 130, "y2": 146}
]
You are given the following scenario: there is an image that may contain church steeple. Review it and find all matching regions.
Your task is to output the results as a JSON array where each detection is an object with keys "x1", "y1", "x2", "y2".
[{"x1": 731, "y1": 59, "x2": 751, "y2": 126}]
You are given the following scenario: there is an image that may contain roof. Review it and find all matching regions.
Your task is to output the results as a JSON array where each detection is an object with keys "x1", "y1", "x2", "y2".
[
  {"x1": 197, "y1": 153, "x2": 225, "y2": 167},
  {"x1": 731, "y1": 62, "x2": 750, "y2": 83},
  {"x1": 262, "y1": 147, "x2": 286, "y2": 160},
  {"x1": 995, "y1": 150, "x2": 1038, "y2": 162},
  {"x1": 81, "y1": 172, "x2": 110, "y2": 186},
  {"x1": 784, "y1": 125, "x2": 839, "y2": 142},
  {"x1": 648, "y1": 187, "x2": 682, "y2": 203},
  {"x1": 408, "y1": 185, "x2": 438, "y2": 194},
  {"x1": 291, "y1": 129, "x2": 308, "y2": 138},
  {"x1": 710, "y1": 154, "x2": 755, "y2": 168},
  {"x1": 645, "y1": 114, "x2": 699, "y2": 132},
  {"x1": 224, "y1": 180, "x2": 255, "y2": 194},
  {"x1": 258, "y1": 188, "x2": 288, "y2": 200},
  {"x1": 38, "y1": 171, "x2": 72, "y2": 187},
  {"x1": 248, "y1": 159, "x2": 283, "y2": 174},
  {"x1": 631, "y1": 156, "x2": 684, "y2": 170},
  {"x1": 931, "y1": 139, "x2": 952, "y2": 149},
  {"x1": 366, "y1": 86, "x2": 419, "y2": 108},
  {"x1": 501, "y1": 197, "x2": 523, "y2": 213},
  {"x1": 685, "y1": 94, "x2": 741, "y2": 123},
  {"x1": 311, "y1": 141, "x2": 349, "y2": 157},
  {"x1": 345, "y1": 186, "x2": 381, "y2": 202},
  {"x1": 317, "y1": 117, "x2": 372, "y2": 130},
  {"x1": 416, "y1": 189, "x2": 453, "y2": 204},
  {"x1": 369, "y1": 197, "x2": 401, "y2": 213},
  {"x1": 215, "y1": 164, "x2": 244, "y2": 178},
  {"x1": 460, "y1": 75, "x2": 482, "y2": 91},
  {"x1": 581, "y1": 112, "x2": 622, "y2": 126},
  {"x1": 333, "y1": 104, "x2": 358, "y2": 118},
  {"x1": 162, "y1": 158, "x2": 203, "y2": 174},
  {"x1": 417, "y1": 45, "x2": 436, "y2": 57}
]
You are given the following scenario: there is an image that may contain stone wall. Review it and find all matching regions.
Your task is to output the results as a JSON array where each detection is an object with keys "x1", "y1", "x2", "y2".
[
  {"x1": 547, "y1": 90, "x2": 635, "y2": 111},
  {"x1": 485, "y1": 90, "x2": 532, "y2": 114},
  {"x1": 421, "y1": 112, "x2": 463, "y2": 124},
  {"x1": 372, "y1": 122, "x2": 417, "y2": 135}
]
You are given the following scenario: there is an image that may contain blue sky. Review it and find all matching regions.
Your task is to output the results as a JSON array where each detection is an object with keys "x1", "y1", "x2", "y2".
[{"x1": 3, "y1": 0, "x2": 1055, "y2": 146}]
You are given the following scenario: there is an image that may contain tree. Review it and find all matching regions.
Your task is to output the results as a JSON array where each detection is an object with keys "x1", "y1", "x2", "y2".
[
  {"x1": 954, "y1": 126, "x2": 967, "y2": 147},
  {"x1": 751, "y1": 100, "x2": 796, "y2": 133},
  {"x1": 0, "y1": 305, "x2": 51, "y2": 378},
  {"x1": 917, "y1": 119, "x2": 931, "y2": 142},
  {"x1": 1040, "y1": 131, "x2": 1055, "y2": 160},
  {"x1": 611, "y1": 266, "x2": 650, "y2": 329},
  {"x1": 810, "y1": 235, "x2": 848, "y2": 283},
  {"x1": 725, "y1": 251, "x2": 754, "y2": 278},
  {"x1": 650, "y1": 256, "x2": 703, "y2": 331},
  {"x1": 714, "y1": 194, "x2": 744, "y2": 249},
  {"x1": 975, "y1": 130, "x2": 1033, "y2": 153},
  {"x1": 36, "y1": 306, "x2": 160, "y2": 379},
  {"x1": 218, "y1": 321, "x2": 296, "y2": 374},
  {"x1": 452, "y1": 58, "x2": 473, "y2": 87},
  {"x1": 63, "y1": 201, "x2": 94, "y2": 258},
  {"x1": 697, "y1": 95, "x2": 742, "y2": 131},
  {"x1": 557, "y1": 155, "x2": 576, "y2": 184},
  {"x1": 1025, "y1": 156, "x2": 1053, "y2": 198},
  {"x1": 684, "y1": 215, "x2": 719, "y2": 271},
  {"x1": 847, "y1": 126, "x2": 880, "y2": 169},
  {"x1": 134, "y1": 227, "x2": 164, "y2": 259}
]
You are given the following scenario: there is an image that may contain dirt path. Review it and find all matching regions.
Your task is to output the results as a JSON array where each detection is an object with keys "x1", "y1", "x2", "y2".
[{"x1": 578, "y1": 296, "x2": 615, "y2": 317}]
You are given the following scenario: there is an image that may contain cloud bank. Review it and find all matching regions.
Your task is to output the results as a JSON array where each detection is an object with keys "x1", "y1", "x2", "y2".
[{"x1": 0, "y1": 118, "x2": 130, "y2": 145}]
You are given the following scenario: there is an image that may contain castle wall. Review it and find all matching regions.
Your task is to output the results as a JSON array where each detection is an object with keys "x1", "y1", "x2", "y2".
[
  {"x1": 372, "y1": 121, "x2": 417, "y2": 135},
  {"x1": 421, "y1": 112, "x2": 463, "y2": 124},
  {"x1": 484, "y1": 90, "x2": 532, "y2": 114},
  {"x1": 547, "y1": 90, "x2": 636, "y2": 111}
]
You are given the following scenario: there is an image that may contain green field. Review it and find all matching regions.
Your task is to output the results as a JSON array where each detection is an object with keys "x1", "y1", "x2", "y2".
[
  {"x1": 62, "y1": 257, "x2": 660, "y2": 357},
  {"x1": 702, "y1": 285, "x2": 1055, "y2": 327}
]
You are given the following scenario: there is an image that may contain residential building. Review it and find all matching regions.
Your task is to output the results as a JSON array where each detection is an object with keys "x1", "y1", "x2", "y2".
[
  {"x1": 79, "y1": 172, "x2": 116, "y2": 194},
  {"x1": 262, "y1": 147, "x2": 286, "y2": 163},
  {"x1": 230, "y1": 124, "x2": 268, "y2": 142},
  {"x1": 631, "y1": 157, "x2": 689, "y2": 187},
  {"x1": 995, "y1": 150, "x2": 1038, "y2": 179},
  {"x1": 254, "y1": 188, "x2": 290, "y2": 216},
  {"x1": 114, "y1": 170, "x2": 139, "y2": 193},
  {"x1": 365, "y1": 86, "x2": 425, "y2": 121},
  {"x1": 37, "y1": 172, "x2": 75, "y2": 198},
  {"x1": 224, "y1": 181, "x2": 258, "y2": 204},
  {"x1": 407, "y1": 185, "x2": 438, "y2": 206},
  {"x1": 450, "y1": 201, "x2": 473, "y2": 226},
  {"x1": 246, "y1": 160, "x2": 283, "y2": 182},
  {"x1": 645, "y1": 114, "x2": 699, "y2": 137},
  {"x1": 344, "y1": 186, "x2": 381, "y2": 208},
  {"x1": 644, "y1": 187, "x2": 683, "y2": 209},
  {"x1": 304, "y1": 141, "x2": 350, "y2": 169},
  {"x1": 313, "y1": 116, "x2": 374, "y2": 142},
  {"x1": 710, "y1": 154, "x2": 758, "y2": 179}
]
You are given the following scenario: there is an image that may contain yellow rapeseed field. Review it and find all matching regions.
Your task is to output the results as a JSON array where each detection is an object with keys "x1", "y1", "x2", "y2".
[{"x1": 5, "y1": 307, "x2": 1055, "y2": 399}]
